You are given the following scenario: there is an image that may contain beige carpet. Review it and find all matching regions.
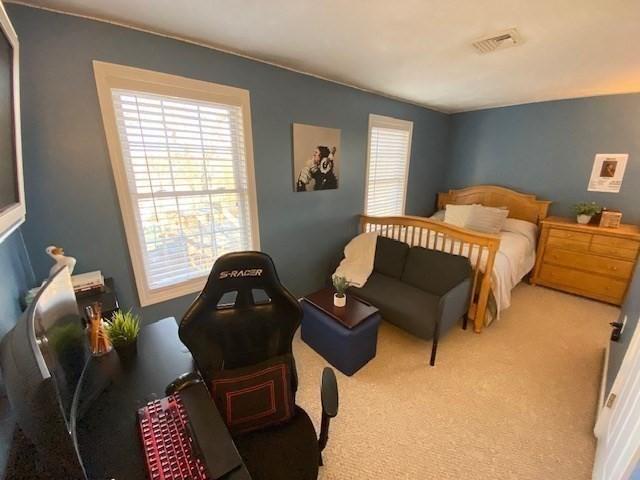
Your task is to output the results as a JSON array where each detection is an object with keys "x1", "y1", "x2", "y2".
[{"x1": 293, "y1": 283, "x2": 619, "y2": 480}]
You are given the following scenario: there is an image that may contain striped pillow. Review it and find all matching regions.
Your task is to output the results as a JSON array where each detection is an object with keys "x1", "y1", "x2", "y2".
[{"x1": 465, "y1": 205, "x2": 509, "y2": 234}]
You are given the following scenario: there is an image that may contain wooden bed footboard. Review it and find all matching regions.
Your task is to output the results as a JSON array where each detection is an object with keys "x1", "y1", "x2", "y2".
[{"x1": 359, "y1": 215, "x2": 500, "y2": 333}]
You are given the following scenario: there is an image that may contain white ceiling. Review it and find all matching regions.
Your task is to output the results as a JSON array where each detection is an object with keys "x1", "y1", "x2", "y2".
[{"x1": 11, "y1": 0, "x2": 640, "y2": 112}]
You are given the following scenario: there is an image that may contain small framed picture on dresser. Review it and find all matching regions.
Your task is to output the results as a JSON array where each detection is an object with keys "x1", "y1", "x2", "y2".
[{"x1": 600, "y1": 210, "x2": 623, "y2": 228}]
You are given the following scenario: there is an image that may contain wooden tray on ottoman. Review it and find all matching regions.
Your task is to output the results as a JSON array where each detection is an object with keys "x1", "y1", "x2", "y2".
[{"x1": 303, "y1": 288, "x2": 378, "y2": 329}]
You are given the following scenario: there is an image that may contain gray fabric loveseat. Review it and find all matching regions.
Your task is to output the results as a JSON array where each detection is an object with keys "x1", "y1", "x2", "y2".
[{"x1": 350, "y1": 236, "x2": 472, "y2": 366}]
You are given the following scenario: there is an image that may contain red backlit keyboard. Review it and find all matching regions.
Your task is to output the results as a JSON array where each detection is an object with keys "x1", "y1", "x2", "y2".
[{"x1": 138, "y1": 394, "x2": 210, "y2": 480}]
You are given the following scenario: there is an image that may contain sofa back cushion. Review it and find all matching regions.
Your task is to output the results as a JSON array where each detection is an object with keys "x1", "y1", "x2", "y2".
[
  {"x1": 401, "y1": 247, "x2": 472, "y2": 296},
  {"x1": 373, "y1": 236, "x2": 410, "y2": 279}
]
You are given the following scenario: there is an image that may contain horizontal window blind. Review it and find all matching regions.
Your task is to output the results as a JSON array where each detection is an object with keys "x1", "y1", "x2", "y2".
[
  {"x1": 365, "y1": 116, "x2": 412, "y2": 216},
  {"x1": 111, "y1": 88, "x2": 255, "y2": 290}
]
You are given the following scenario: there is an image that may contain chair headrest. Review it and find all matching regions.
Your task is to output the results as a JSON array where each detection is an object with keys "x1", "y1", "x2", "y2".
[
  {"x1": 204, "y1": 250, "x2": 280, "y2": 290},
  {"x1": 179, "y1": 251, "x2": 302, "y2": 372},
  {"x1": 195, "y1": 251, "x2": 291, "y2": 308}
]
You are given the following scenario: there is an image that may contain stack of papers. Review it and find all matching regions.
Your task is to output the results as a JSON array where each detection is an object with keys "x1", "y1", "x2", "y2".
[
  {"x1": 72, "y1": 271, "x2": 105, "y2": 293},
  {"x1": 24, "y1": 270, "x2": 106, "y2": 307}
]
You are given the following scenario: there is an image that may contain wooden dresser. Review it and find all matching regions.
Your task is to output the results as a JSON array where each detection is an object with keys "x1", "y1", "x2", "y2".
[{"x1": 532, "y1": 216, "x2": 640, "y2": 305}]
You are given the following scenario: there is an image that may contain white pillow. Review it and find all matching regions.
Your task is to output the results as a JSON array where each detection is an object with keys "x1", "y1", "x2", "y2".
[
  {"x1": 502, "y1": 218, "x2": 538, "y2": 245},
  {"x1": 444, "y1": 204, "x2": 476, "y2": 227},
  {"x1": 465, "y1": 205, "x2": 509, "y2": 234}
]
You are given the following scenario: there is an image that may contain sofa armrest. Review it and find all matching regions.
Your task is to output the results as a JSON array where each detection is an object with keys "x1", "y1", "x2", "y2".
[{"x1": 437, "y1": 277, "x2": 472, "y2": 331}]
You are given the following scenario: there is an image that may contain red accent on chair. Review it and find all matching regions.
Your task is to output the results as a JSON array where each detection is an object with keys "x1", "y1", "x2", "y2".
[{"x1": 211, "y1": 358, "x2": 293, "y2": 435}]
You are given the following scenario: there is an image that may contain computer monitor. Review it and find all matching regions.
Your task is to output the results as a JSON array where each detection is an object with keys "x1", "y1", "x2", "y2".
[{"x1": 0, "y1": 267, "x2": 89, "y2": 478}]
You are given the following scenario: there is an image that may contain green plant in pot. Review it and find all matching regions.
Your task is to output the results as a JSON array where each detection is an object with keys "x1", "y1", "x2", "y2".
[
  {"x1": 104, "y1": 309, "x2": 141, "y2": 362},
  {"x1": 332, "y1": 275, "x2": 350, "y2": 307},
  {"x1": 573, "y1": 202, "x2": 601, "y2": 225}
]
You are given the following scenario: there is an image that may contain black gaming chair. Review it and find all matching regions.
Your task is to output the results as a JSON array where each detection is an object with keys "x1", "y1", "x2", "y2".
[{"x1": 173, "y1": 252, "x2": 339, "y2": 480}]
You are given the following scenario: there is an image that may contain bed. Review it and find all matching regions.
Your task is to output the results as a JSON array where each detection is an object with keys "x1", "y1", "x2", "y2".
[{"x1": 359, "y1": 185, "x2": 551, "y2": 333}]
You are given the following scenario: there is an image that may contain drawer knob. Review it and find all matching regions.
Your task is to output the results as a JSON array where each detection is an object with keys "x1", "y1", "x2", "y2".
[{"x1": 610, "y1": 266, "x2": 618, "y2": 271}]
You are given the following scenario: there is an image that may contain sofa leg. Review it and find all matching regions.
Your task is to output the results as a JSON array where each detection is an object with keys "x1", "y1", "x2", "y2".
[{"x1": 430, "y1": 323, "x2": 440, "y2": 366}]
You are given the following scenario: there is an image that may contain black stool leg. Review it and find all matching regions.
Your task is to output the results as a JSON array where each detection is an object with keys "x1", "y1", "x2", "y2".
[
  {"x1": 462, "y1": 314, "x2": 468, "y2": 330},
  {"x1": 430, "y1": 322, "x2": 440, "y2": 366}
]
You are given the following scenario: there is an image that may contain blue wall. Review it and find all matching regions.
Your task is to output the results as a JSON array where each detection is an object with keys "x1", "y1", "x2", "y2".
[
  {"x1": 447, "y1": 94, "x2": 640, "y2": 224},
  {"x1": 0, "y1": 229, "x2": 34, "y2": 339},
  {"x1": 7, "y1": 5, "x2": 449, "y2": 322}
]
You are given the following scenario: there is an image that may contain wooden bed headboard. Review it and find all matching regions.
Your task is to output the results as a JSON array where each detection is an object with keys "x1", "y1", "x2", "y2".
[{"x1": 437, "y1": 185, "x2": 551, "y2": 224}]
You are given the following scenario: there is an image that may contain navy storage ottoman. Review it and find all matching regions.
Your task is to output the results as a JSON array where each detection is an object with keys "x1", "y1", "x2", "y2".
[{"x1": 301, "y1": 293, "x2": 381, "y2": 376}]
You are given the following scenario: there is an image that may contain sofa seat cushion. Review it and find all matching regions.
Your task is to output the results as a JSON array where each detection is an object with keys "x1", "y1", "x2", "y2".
[
  {"x1": 373, "y1": 236, "x2": 410, "y2": 279},
  {"x1": 351, "y1": 272, "x2": 439, "y2": 340},
  {"x1": 401, "y1": 247, "x2": 472, "y2": 296}
]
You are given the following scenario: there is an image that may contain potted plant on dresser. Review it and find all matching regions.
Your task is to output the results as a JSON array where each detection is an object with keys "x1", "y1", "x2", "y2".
[
  {"x1": 332, "y1": 275, "x2": 350, "y2": 307},
  {"x1": 105, "y1": 309, "x2": 141, "y2": 362},
  {"x1": 573, "y1": 202, "x2": 601, "y2": 224}
]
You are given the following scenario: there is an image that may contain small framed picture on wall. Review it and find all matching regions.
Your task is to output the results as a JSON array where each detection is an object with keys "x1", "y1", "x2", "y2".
[
  {"x1": 292, "y1": 123, "x2": 341, "y2": 192},
  {"x1": 588, "y1": 153, "x2": 629, "y2": 193}
]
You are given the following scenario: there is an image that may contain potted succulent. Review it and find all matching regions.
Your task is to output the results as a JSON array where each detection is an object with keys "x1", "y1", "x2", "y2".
[
  {"x1": 573, "y1": 202, "x2": 602, "y2": 224},
  {"x1": 332, "y1": 275, "x2": 350, "y2": 307},
  {"x1": 104, "y1": 309, "x2": 141, "y2": 362}
]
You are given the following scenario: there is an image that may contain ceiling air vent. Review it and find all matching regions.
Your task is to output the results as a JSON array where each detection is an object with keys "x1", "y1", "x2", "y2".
[{"x1": 472, "y1": 28, "x2": 522, "y2": 54}]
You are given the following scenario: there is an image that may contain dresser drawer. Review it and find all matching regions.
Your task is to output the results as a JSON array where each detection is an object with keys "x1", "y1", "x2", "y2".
[
  {"x1": 590, "y1": 243, "x2": 639, "y2": 260},
  {"x1": 544, "y1": 248, "x2": 634, "y2": 279},
  {"x1": 538, "y1": 264, "x2": 627, "y2": 302},
  {"x1": 547, "y1": 236, "x2": 591, "y2": 253},
  {"x1": 590, "y1": 235, "x2": 640, "y2": 260},
  {"x1": 548, "y1": 228, "x2": 592, "y2": 243},
  {"x1": 592, "y1": 234, "x2": 639, "y2": 250}
]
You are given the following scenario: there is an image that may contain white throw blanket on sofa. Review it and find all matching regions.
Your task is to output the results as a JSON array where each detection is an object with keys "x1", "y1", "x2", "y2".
[{"x1": 333, "y1": 232, "x2": 378, "y2": 287}]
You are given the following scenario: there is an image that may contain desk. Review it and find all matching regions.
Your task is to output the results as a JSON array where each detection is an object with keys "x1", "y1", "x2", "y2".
[{"x1": 75, "y1": 317, "x2": 250, "y2": 479}]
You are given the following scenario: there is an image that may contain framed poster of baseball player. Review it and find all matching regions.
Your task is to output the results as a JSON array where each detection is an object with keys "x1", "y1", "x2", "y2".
[{"x1": 293, "y1": 123, "x2": 340, "y2": 192}]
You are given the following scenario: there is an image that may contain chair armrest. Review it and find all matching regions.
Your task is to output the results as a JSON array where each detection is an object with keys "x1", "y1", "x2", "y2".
[
  {"x1": 321, "y1": 367, "x2": 339, "y2": 418},
  {"x1": 178, "y1": 382, "x2": 249, "y2": 479},
  {"x1": 166, "y1": 372, "x2": 204, "y2": 396},
  {"x1": 437, "y1": 277, "x2": 472, "y2": 331},
  {"x1": 319, "y1": 367, "x2": 339, "y2": 454}
]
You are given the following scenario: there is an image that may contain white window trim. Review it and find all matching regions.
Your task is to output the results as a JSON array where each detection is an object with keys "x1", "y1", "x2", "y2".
[
  {"x1": 93, "y1": 61, "x2": 260, "y2": 306},
  {"x1": 0, "y1": 3, "x2": 25, "y2": 244},
  {"x1": 364, "y1": 113, "x2": 413, "y2": 216}
]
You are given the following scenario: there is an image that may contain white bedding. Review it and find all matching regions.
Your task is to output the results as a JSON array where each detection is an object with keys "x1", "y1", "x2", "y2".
[{"x1": 490, "y1": 230, "x2": 536, "y2": 317}]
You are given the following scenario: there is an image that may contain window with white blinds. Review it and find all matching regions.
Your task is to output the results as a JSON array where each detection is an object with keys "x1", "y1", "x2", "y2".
[
  {"x1": 94, "y1": 62, "x2": 259, "y2": 305},
  {"x1": 365, "y1": 114, "x2": 413, "y2": 216}
]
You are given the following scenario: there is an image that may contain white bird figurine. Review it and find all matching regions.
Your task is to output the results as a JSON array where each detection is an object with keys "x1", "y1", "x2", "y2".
[{"x1": 46, "y1": 245, "x2": 77, "y2": 277}]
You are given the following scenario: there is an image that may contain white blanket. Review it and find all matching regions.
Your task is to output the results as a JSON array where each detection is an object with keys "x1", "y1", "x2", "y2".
[
  {"x1": 489, "y1": 230, "x2": 536, "y2": 318},
  {"x1": 333, "y1": 232, "x2": 378, "y2": 287}
]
